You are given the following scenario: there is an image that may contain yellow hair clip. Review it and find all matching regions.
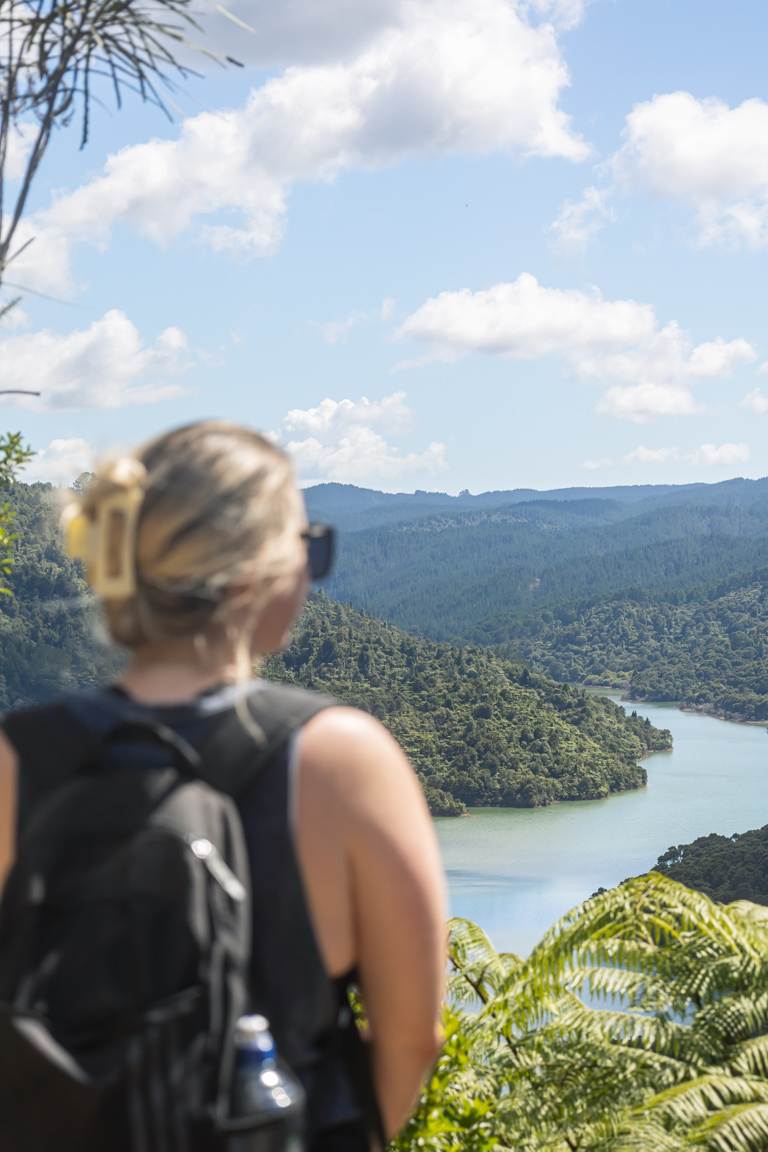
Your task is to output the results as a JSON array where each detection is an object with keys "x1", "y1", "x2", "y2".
[
  {"x1": 61, "y1": 487, "x2": 143, "y2": 599},
  {"x1": 90, "y1": 487, "x2": 144, "y2": 600},
  {"x1": 62, "y1": 506, "x2": 91, "y2": 563}
]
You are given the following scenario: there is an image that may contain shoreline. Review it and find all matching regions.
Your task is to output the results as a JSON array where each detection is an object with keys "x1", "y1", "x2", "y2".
[{"x1": 582, "y1": 682, "x2": 768, "y2": 730}]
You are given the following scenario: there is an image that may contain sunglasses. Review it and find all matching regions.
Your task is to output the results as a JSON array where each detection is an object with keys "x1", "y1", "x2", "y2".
[{"x1": 301, "y1": 523, "x2": 336, "y2": 581}]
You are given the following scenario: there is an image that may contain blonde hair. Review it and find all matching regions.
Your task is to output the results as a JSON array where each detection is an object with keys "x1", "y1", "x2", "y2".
[{"x1": 64, "y1": 421, "x2": 303, "y2": 678}]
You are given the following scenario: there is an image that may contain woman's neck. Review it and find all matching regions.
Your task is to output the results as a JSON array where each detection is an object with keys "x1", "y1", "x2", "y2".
[{"x1": 117, "y1": 646, "x2": 241, "y2": 705}]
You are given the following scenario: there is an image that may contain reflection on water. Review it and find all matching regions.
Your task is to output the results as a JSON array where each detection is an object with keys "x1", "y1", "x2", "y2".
[{"x1": 436, "y1": 698, "x2": 768, "y2": 956}]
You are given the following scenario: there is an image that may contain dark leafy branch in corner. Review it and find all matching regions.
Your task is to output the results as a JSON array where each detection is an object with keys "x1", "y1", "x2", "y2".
[{"x1": 0, "y1": 0, "x2": 243, "y2": 307}]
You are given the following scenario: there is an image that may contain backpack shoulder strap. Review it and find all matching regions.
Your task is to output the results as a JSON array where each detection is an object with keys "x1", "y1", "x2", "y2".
[
  {"x1": 195, "y1": 680, "x2": 338, "y2": 798},
  {"x1": 2, "y1": 700, "x2": 97, "y2": 836}
]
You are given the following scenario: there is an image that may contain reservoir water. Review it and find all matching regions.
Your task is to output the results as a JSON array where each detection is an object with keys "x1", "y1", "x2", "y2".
[{"x1": 435, "y1": 698, "x2": 768, "y2": 957}]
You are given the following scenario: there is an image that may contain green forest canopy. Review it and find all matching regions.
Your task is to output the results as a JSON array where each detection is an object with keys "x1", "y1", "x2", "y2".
[
  {"x1": 307, "y1": 483, "x2": 768, "y2": 722},
  {"x1": 654, "y1": 824, "x2": 768, "y2": 906},
  {"x1": 269, "y1": 595, "x2": 669, "y2": 814}
]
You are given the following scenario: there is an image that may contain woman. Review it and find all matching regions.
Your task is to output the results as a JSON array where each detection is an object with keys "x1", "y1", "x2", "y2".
[{"x1": 0, "y1": 420, "x2": 446, "y2": 1150}]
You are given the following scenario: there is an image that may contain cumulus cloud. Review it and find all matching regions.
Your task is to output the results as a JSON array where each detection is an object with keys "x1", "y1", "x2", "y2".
[
  {"x1": 17, "y1": 0, "x2": 587, "y2": 293},
  {"x1": 24, "y1": 438, "x2": 94, "y2": 485},
  {"x1": 195, "y1": 0, "x2": 401, "y2": 65},
  {"x1": 552, "y1": 92, "x2": 768, "y2": 251},
  {"x1": 282, "y1": 392, "x2": 412, "y2": 436},
  {"x1": 597, "y1": 384, "x2": 698, "y2": 423},
  {"x1": 624, "y1": 445, "x2": 674, "y2": 464},
  {"x1": 0, "y1": 310, "x2": 190, "y2": 409},
  {"x1": 398, "y1": 274, "x2": 655, "y2": 358},
  {"x1": 687, "y1": 442, "x2": 750, "y2": 467},
  {"x1": 549, "y1": 184, "x2": 614, "y2": 251},
  {"x1": 277, "y1": 392, "x2": 446, "y2": 485},
  {"x1": 741, "y1": 388, "x2": 768, "y2": 414},
  {"x1": 613, "y1": 92, "x2": 768, "y2": 248},
  {"x1": 399, "y1": 274, "x2": 755, "y2": 421}
]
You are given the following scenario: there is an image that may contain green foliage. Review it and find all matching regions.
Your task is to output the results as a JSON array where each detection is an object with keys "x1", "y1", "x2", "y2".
[
  {"x1": 307, "y1": 485, "x2": 768, "y2": 723},
  {"x1": 655, "y1": 827, "x2": 768, "y2": 906},
  {"x1": 320, "y1": 497, "x2": 768, "y2": 646},
  {"x1": 268, "y1": 595, "x2": 670, "y2": 814},
  {"x1": 511, "y1": 576, "x2": 768, "y2": 722},
  {"x1": 396, "y1": 875, "x2": 768, "y2": 1152},
  {"x1": 0, "y1": 432, "x2": 33, "y2": 595},
  {"x1": 0, "y1": 482, "x2": 122, "y2": 709}
]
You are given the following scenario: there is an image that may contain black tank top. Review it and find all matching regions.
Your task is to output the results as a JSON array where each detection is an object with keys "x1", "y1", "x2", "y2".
[{"x1": 1, "y1": 680, "x2": 373, "y2": 1150}]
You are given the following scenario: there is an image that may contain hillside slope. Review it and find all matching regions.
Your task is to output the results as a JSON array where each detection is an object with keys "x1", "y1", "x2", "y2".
[
  {"x1": 268, "y1": 596, "x2": 670, "y2": 814},
  {"x1": 654, "y1": 825, "x2": 768, "y2": 905},
  {"x1": 510, "y1": 575, "x2": 768, "y2": 721}
]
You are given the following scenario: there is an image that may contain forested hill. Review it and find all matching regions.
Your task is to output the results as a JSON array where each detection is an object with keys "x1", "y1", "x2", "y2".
[
  {"x1": 308, "y1": 482, "x2": 768, "y2": 721},
  {"x1": 0, "y1": 483, "x2": 670, "y2": 816},
  {"x1": 510, "y1": 574, "x2": 768, "y2": 721},
  {"x1": 320, "y1": 497, "x2": 768, "y2": 642},
  {"x1": 0, "y1": 483, "x2": 123, "y2": 710},
  {"x1": 268, "y1": 596, "x2": 670, "y2": 814},
  {"x1": 305, "y1": 476, "x2": 768, "y2": 533},
  {"x1": 654, "y1": 826, "x2": 768, "y2": 906}
]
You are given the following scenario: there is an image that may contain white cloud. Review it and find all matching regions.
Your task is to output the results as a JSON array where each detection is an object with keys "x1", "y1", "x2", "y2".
[
  {"x1": 24, "y1": 438, "x2": 93, "y2": 485},
  {"x1": 288, "y1": 426, "x2": 447, "y2": 485},
  {"x1": 741, "y1": 388, "x2": 768, "y2": 415},
  {"x1": 18, "y1": 0, "x2": 587, "y2": 293},
  {"x1": 319, "y1": 298, "x2": 396, "y2": 344},
  {"x1": 549, "y1": 183, "x2": 613, "y2": 251},
  {"x1": 526, "y1": 0, "x2": 589, "y2": 30},
  {"x1": 399, "y1": 274, "x2": 757, "y2": 422},
  {"x1": 613, "y1": 92, "x2": 768, "y2": 248},
  {"x1": 583, "y1": 445, "x2": 676, "y2": 470},
  {"x1": 6, "y1": 123, "x2": 35, "y2": 182},
  {"x1": 687, "y1": 442, "x2": 750, "y2": 467},
  {"x1": 0, "y1": 310, "x2": 190, "y2": 410},
  {"x1": 687, "y1": 337, "x2": 756, "y2": 377},
  {"x1": 195, "y1": 0, "x2": 401, "y2": 65},
  {"x1": 277, "y1": 391, "x2": 446, "y2": 485},
  {"x1": 597, "y1": 383, "x2": 698, "y2": 423},
  {"x1": 0, "y1": 301, "x2": 30, "y2": 330},
  {"x1": 624, "y1": 445, "x2": 674, "y2": 464},
  {"x1": 398, "y1": 274, "x2": 655, "y2": 358},
  {"x1": 282, "y1": 392, "x2": 412, "y2": 437}
]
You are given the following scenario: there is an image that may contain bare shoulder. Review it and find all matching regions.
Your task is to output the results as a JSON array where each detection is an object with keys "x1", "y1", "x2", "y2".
[
  {"x1": 0, "y1": 727, "x2": 18, "y2": 774},
  {"x1": 298, "y1": 706, "x2": 427, "y2": 816}
]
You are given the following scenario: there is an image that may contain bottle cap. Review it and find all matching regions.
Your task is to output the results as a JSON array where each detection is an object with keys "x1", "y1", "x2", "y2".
[{"x1": 235, "y1": 1015, "x2": 270, "y2": 1044}]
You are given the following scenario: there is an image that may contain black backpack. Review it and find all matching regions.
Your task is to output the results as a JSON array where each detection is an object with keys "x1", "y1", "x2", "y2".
[{"x1": 0, "y1": 687, "x2": 330, "y2": 1152}]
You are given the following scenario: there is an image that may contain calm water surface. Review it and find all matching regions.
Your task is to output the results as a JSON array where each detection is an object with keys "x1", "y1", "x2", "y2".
[{"x1": 435, "y1": 699, "x2": 768, "y2": 956}]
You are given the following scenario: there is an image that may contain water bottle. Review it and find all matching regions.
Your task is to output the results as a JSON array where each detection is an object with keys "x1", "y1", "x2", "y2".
[{"x1": 225, "y1": 1015, "x2": 305, "y2": 1152}]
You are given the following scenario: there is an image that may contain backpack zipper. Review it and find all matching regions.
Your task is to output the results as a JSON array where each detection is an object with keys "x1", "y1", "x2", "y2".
[{"x1": 187, "y1": 837, "x2": 247, "y2": 902}]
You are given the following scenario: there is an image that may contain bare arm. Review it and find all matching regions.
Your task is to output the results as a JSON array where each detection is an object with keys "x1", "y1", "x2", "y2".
[
  {"x1": 299, "y1": 709, "x2": 446, "y2": 1141},
  {"x1": 0, "y1": 730, "x2": 18, "y2": 891}
]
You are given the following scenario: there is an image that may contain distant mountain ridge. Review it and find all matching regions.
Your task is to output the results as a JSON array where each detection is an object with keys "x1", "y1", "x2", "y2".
[
  {"x1": 305, "y1": 476, "x2": 768, "y2": 533},
  {"x1": 306, "y1": 478, "x2": 768, "y2": 722}
]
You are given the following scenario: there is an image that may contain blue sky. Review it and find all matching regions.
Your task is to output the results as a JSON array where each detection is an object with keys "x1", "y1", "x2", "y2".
[{"x1": 3, "y1": 0, "x2": 768, "y2": 493}]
